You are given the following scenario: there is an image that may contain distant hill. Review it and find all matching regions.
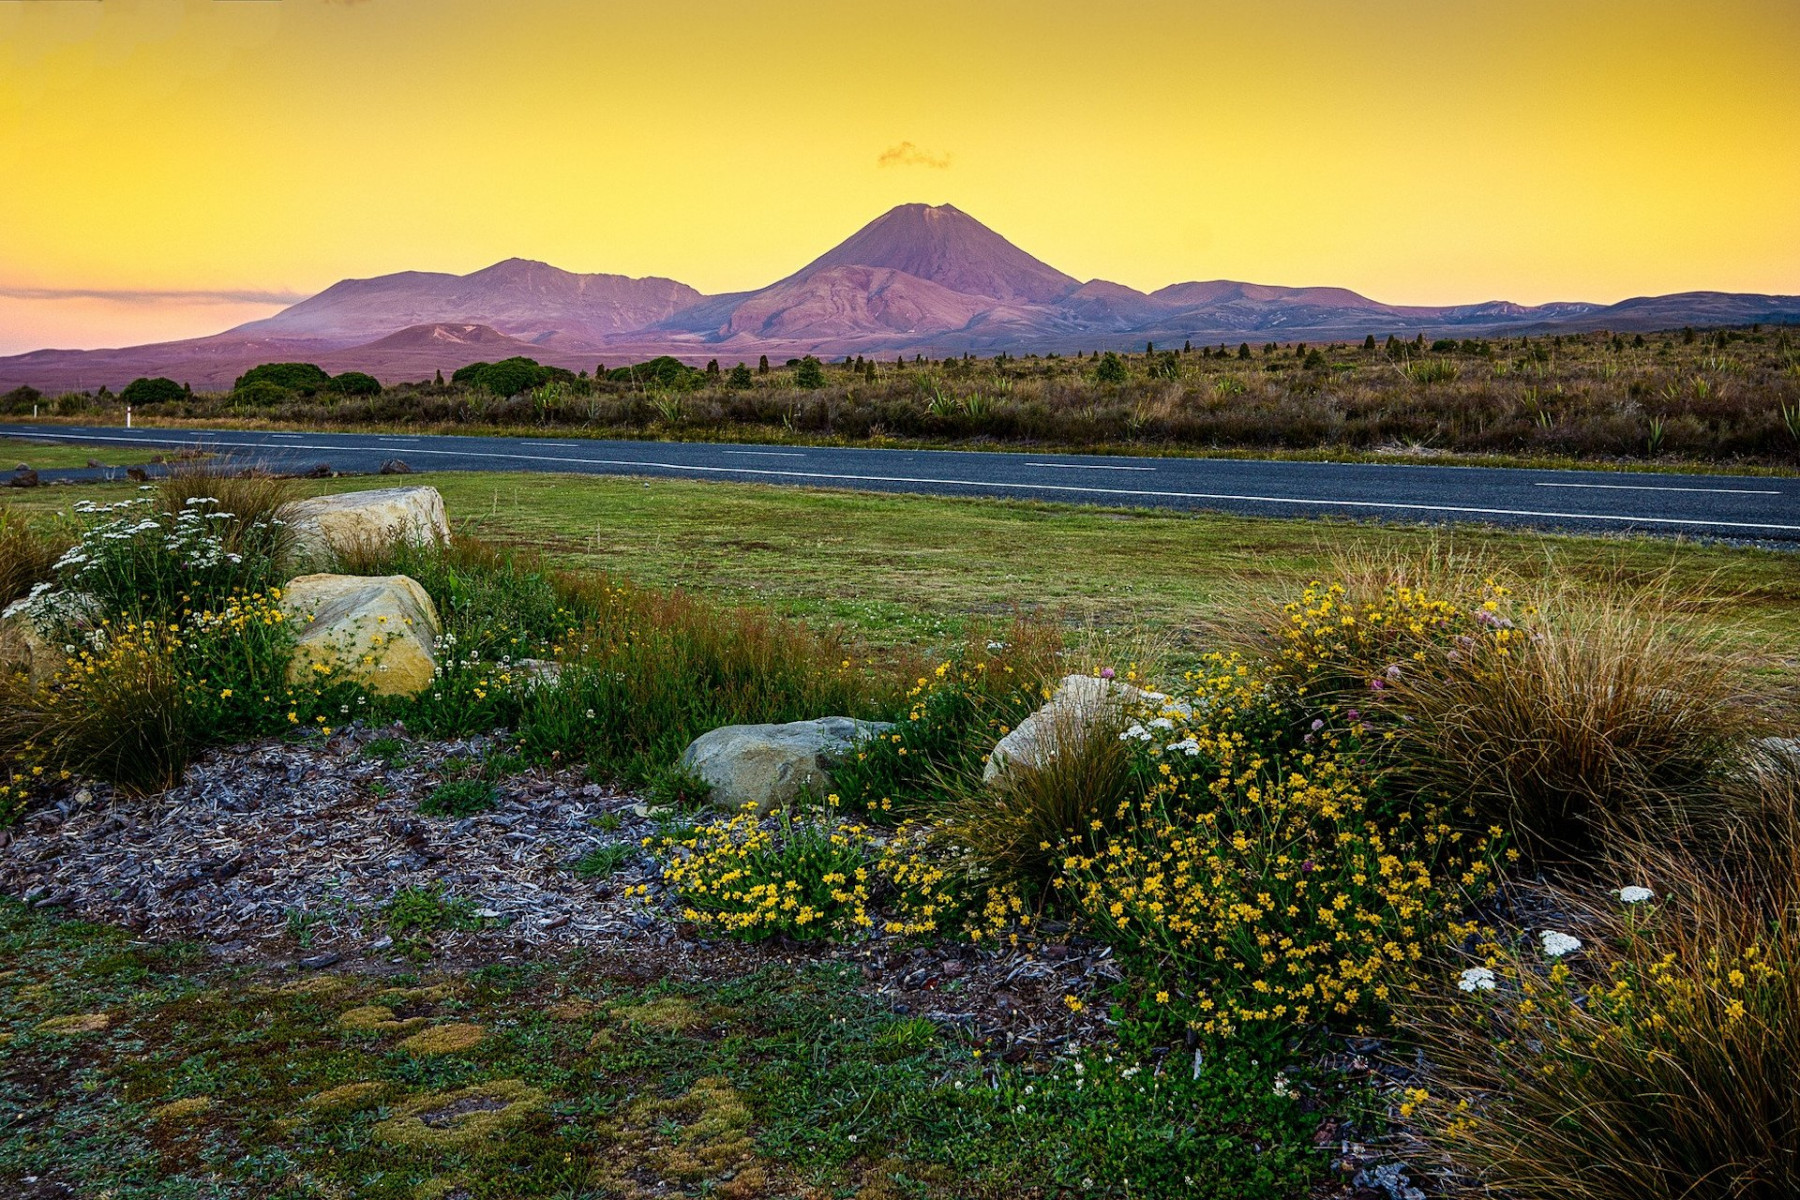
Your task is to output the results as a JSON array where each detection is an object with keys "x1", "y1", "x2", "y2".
[{"x1": 4, "y1": 203, "x2": 1797, "y2": 390}]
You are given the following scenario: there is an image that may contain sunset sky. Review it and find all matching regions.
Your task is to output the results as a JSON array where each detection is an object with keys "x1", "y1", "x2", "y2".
[{"x1": 2, "y1": 0, "x2": 1797, "y2": 354}]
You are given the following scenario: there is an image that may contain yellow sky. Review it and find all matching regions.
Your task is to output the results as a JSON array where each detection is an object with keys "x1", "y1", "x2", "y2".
[{"x1": 3, "y1": 0, "x2": 1797, "y2": 353}]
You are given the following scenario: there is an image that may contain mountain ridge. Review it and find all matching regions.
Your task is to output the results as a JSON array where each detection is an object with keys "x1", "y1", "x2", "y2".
[{"x1": 4, "y1": 203, "x2": 1798, "y2": 390}]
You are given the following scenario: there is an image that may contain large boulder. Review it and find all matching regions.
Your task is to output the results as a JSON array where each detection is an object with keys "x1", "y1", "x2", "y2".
[
  {"x1": 280, "y1": 574, "x2": 442, "y2": 696},
  {"x1": 281, "y1": 486, "x2": 449, "y2": 565},
  {"x1": 678, "y1": 717, "x2": 894, "y2": 814},
  {"x1": 983, "y1": 673, "x2": 1152, "y2": 783}
]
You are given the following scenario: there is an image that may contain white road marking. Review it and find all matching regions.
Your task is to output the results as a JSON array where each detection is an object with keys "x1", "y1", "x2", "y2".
[
  {"x1": 1535, "y1": 481, "x2": 1779, "y2": 496},
  {"x1": 15, "y1": 429, "x2": 1800, "y2": 535},
  {"x1": 1024, "y1": 461, "x2": 1156, "y2": 472},
  {"x1": 521, "y1": 442, "x2": 568, "y2": 448},
  {"x1": 721, "y1": 450, "x2": 806, "y2": 458}
]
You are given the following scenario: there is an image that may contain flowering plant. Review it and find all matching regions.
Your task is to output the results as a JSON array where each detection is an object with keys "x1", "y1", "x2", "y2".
[
  {"x1": 47, "y1": 494, "x2": 287, "y2": 617},
  {"x1": 1060, "y1": 653, "x2": 1503, "y2": 1041}
]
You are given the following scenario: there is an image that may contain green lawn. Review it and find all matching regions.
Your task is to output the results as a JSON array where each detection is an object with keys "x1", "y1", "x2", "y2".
[{"x1": 7, "y1": 469, "x2": 1800, "y2": 669}]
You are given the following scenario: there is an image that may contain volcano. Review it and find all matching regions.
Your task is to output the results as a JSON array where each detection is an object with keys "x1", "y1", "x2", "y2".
[{"x1": 4, "y1": 202, "x2": 1798, "y2": 391}]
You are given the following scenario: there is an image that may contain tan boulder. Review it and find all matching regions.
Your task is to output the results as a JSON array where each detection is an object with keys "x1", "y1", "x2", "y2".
[
  {"x1": 0, "y1": 591, "x2": 100, "y2": 683},
  {"x1": 280, "y1": 574, "x2": 441, "y2": 696},
  {"x1": 281, "y1": 486, "x2": 449, "y2": 565}
]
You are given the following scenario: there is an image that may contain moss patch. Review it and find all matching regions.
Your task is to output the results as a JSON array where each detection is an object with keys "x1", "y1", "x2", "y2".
[
  {"x1": 35, "y1": 1011, "x2": 112, "y2": 1034},
  {"x1": 398, "y1": 1022, "x2": 486, "y2": 1055},
  {"x1": 613, "y1": 995, "x2": 705, "y2": 1032},
  {"x1": 373, "y1": 1079, "x2": 546, "y2": 1152},
  {"x1": 303, "y1": 1080, "x2": 386, "y2": 1112},
  {"x1": 337, "y1": 1004, "x2": 427, "y2": 1033},
  {"x1": 597, "y1": 1075, "x2": 767, "y2": 1198},
  {"x1": 149, "y1": 1096, "x2": 214, "y2": 1123}
]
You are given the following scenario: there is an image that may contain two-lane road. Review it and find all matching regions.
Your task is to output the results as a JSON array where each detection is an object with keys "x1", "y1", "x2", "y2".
[{"x1": 5, "y1": 424, "x2": 1799, "y2": 542}]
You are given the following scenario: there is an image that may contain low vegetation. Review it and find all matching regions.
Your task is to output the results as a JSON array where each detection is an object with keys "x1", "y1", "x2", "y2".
[
  {"x1": 7, "y1": 324, "x2": 1800, "y2": 468},
  {"x1": 1, "y1": 468, "x2": 1797, "y2": 1196}
]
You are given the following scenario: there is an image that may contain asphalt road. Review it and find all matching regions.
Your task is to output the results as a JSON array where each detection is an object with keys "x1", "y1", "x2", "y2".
[{"x1": 5, "y1": 424, "x2": 1800, "y2": 542}]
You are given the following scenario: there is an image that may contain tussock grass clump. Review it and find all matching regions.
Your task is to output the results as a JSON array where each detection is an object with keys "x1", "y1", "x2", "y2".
[
  {"x1": 1387, "y1": 589, "x2": 1750, "y2": 862},
  {"x1": 0, "y1": 511, "x2": 65, "y2": 610},
  {"x1": 1405, "y1": 767, "x2": 1800, "y2": 1200},
  {"x1": 936, "y1": 701, "x2": 1141, "y2": 893},
  {"x1": 156, "y1": 465, "x2": 298, "y2": 563},
  {"x1": 1250, "y1": 544, "x2": 1756, "y2": 865}
]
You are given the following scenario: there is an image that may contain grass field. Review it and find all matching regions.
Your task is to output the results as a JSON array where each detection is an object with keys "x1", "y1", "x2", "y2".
[
  {"x1": 0, "y1": 434, "x2": 169, "y2": 471},
  {"x1": 6, "y1": 468, "x2": 1797, "y2": 677}
]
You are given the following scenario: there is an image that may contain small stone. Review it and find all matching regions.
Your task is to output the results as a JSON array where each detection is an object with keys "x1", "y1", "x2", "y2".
[
  {"x1": 369, "y1": 935, "x2": 394, "y2": 951},
  {"x1": 298, "y1": 952, "x2": 342, "y2": 970}
]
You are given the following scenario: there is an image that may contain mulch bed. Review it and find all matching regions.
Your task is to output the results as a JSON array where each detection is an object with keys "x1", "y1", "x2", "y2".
[{"x1": 0, "y1": 723, "x2": 1117, "y2": 1058}]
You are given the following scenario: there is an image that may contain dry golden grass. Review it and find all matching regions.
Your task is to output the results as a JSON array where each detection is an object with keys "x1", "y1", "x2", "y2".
[{"x1": 1406, "y1": 751, "x2": 1800, "y2": 1200}]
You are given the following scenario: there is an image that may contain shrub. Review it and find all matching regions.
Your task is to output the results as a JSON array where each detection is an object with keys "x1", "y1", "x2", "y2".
[
  {"x1": 726, "y1": 362, "x2": 754, "y2": 388},
  {"x1": 420, "y1": 778, "x2": 499, "y2": 817},
  {"x1": 829, "y1": 623, "x2": 1061, "y2": 818},
  {"x1": 0, "y1": 591, "x2": 333, "y2": 793},
  {"x1": 228, "y1": 380, "x2": 292, "y2": 407},
  {"x1": 1058, "y1": 655, "x2": 1501, "y2": 1043},
  {"x1": 793, "y1": 356, "x2": 826, "y2": 389},
  {"x1": 1, "y1": 385, "x2": 42, "y2": 413},
  {"x1": 119, "y1": 376, "x2": 186, "y2": 406},
  {"x1": 327, "y1": 370, "x2": 382, "y2": 397},
  {"x1": 234, "y1": 362, "x2": 330, "y2": 393},
  {"x1": 1095, "y1": 351, "x2": 1128, "y2": 383},
  {"x1": 454, "y1": 357, "x2": 555, "y2": 397},
  {"x1": 607, "y1": 356, "x2": 704, "y2": 389},
  {"x1": 656, "y1": 802, "x2": 879, "y2": 940}
]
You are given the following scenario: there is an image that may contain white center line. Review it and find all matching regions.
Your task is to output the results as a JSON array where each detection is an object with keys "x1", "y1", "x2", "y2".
[
  {"x1": 1536, "y1": 481, "x2": 1779, "y2": 496},
  {"x1": 721, "y1": 450, "x2": 807, "y2": 458},
  {"x1": 1025, "y1": 462, "x2": 1156, "y2": 472},
  {"x1": 520, "y1": 442, "x2": 568, "y2": 448}
]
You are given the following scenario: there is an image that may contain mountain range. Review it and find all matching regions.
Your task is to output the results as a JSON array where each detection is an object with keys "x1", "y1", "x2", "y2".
[{"x1": 4, "y1": 203, "x2": 1798, "y2": 391}]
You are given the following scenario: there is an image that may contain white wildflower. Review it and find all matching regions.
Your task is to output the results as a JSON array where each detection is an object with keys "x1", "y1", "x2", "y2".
[
  {"x1": 1540, "y1": 930, "x2": 1582, "y2": 958},
  {"x1": 1457, "y1": 966, "x2": 1497, "y2": 992},
  {"x1": 1616, "y1": 886, "x2": 1654, "y2": 904}
]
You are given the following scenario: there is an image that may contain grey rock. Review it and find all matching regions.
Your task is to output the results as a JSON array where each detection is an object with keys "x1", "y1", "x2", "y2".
[
  {"x1": 983, "y1": 674, "x2": 1149, "y2": 783},
  {"x1": 678, "y1": 717, "x2": 893, "y2": 814}
]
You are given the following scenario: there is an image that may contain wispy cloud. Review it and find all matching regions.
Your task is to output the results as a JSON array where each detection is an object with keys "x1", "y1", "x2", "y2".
[
  {"x1": 0, "y1": 285, "x2": 305, "y2": 306},
  {"x1": 878, "y1": 141, "x2": 952, "y2": 169}
]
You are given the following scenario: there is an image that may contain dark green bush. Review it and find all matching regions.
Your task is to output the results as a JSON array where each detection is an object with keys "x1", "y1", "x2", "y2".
[
  {"x1": 119, "y1": 376, "x2": 186, "y2": 406},
  {"x1": 454, "y1": 356, "x2": 554, "y2": 396},
  {"x1": 234, "y1": 362, "x2": 331, "y2": 393},
  {"x1": 607, "y1": 356, "x2": 705, "y2": 389},
  {"x1": 328, "y1": 370, "x2": 382, "y2": 397},
  {"x1": 794, "y1": 356, "x2": 826, "y2": 389}
]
